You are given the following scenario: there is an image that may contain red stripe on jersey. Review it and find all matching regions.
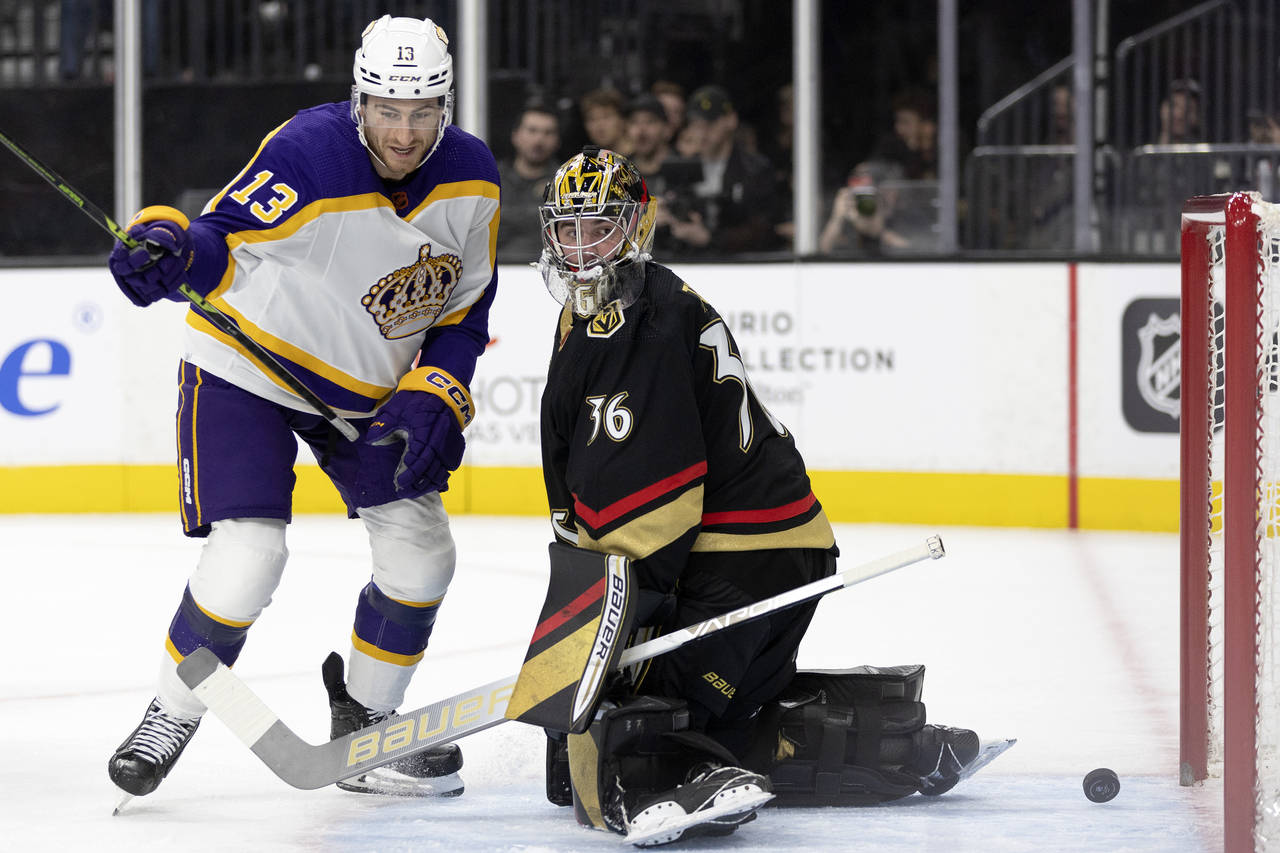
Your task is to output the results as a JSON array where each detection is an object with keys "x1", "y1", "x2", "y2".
[
  {"x1": 701, "y1": 491, "x2": 817, "y2": 526},
  {"x1": 573, "y1": 461, "x2": 708, "y2": 529},
  {"x1": 530, "y1": 577, "x2": 606, "y2": 644}
]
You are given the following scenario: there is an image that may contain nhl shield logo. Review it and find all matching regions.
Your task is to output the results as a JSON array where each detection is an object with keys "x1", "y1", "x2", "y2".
[{"x1": 1136, "y1": 312, "x2": 1181, "y2": 419}]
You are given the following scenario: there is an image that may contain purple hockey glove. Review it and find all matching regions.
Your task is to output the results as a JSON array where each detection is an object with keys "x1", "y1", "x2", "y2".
[
  {"x1": 366, "y1": 390, "x2": 466, "y2": 494},
  {"x1": 108, "y1": 208, "x2": 194, "y2": 307}
]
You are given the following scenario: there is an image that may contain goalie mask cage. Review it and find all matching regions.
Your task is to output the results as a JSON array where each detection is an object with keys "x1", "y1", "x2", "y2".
[{"x1": 1181, "y1": 191, "x2": 1280, "y2": 853}]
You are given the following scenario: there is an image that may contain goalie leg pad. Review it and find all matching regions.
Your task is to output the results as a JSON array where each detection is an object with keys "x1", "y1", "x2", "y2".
[
  {"x1": 568, "y1": 695, "x2": 771, "y2": 842},
  {"x1": 749, "y1": 665, "x2": 932, "y2": 806},
  {"x1": 568, "y1": 696, "x2": 694, "y2": 833}
]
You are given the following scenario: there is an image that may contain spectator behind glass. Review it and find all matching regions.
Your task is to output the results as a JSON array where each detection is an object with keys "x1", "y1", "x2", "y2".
[
  {"x1": 1048, "y1": 81, "x2": 1073, "y2": 145},
  {"x1": 579, "y1": 87, "x2": 632, "y2": 155},
  {"x1": 871, "y1": 88, "x2": 936, "y2": 180},
  {"x1": 679, "y1": 85, "x2": 782, "y2": 256},
  {"x1": 1248, "y1": 109, "x2": 1280, "y2": 201},
  {"x1": 761, "y1": 84, "x2": 796, "y2": 245},
  {"x1": 819, "y1": 161, "x2": 912, "y2": 256},
  {"x1": 627, "y1": 93, "x2": 705, "y2": 256},
  {"x1": 497, "y1": 103, "x2": 561, "y2": 263},
  {"x1": 62, "y1": 0, "x2": 160, "y2": 80},
  {"x1": 1157, "y1": 79, "x2": 1202, "y2": 144},
  {"x1": 651, "y1": 79, "x2": 687, "y2": 143}
]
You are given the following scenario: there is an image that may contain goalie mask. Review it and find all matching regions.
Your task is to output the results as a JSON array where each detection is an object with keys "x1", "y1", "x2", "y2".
[
  {"x1": 537, "y1": 147, "x2": 656, "y2": 317},
  {"x1": 351, "y1": 15, "x2": 454, "y2": 171}
]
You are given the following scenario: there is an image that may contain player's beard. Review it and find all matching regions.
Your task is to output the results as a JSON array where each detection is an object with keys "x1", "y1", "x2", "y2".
[{"x1": 371, "y1": 130, "x2": 433, "y2": 179}]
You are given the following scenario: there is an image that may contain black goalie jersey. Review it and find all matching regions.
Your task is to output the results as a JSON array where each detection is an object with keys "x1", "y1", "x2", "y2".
[{"x1": 540, "y1": 262, "x2": 836, "y2": 598}]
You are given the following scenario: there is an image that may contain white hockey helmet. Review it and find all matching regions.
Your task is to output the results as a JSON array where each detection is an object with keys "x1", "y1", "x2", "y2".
[{"x1": 350, "y1": 15, "x2": 454, "y2": 167}]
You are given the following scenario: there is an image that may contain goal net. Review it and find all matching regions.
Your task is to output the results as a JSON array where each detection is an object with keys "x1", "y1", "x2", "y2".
[{"x1": 1181, "y1": 191, "x2": 1280, "y2": 853}]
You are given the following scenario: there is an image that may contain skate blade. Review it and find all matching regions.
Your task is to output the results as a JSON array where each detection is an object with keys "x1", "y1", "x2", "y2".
[
  {"x1": 112, "y1": 791, "x2": 134, "y2": 816},
  {"x1": 624, "y1": 787, "x2": 774, "y2": 847},
  {"x1": 336, "y1": 769, "x2": 464, "y2": 798}
]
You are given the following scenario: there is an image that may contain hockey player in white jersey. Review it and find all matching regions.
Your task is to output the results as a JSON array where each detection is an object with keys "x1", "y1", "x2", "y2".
[{"x1": 105, "y1": 16, "x2": 499, "y2": 806}]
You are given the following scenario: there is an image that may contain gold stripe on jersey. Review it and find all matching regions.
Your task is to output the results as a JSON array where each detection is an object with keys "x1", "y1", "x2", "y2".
[
  {"x1": 404, "y1": 179, "x2": 501, "y2": 220},
  {"x1": 205, "y1": 118, "x2": 293, "y2": 212},
  {"x1": 487, "y1": 204, "x2": 500, "y2": 269},
  {"x1": 186, "y1": 310, "x2": 392, "y2": 410},
  {"x1": 576, "y1": 485, "x2": 703, "y2": 560},
  {"x1": 691, "y1": 509, "x2": 836, "y2": 552},
  {"x1": 177, "y1": 364, "x2": 191, "y2": 529},
  {"x1": 222, "y1": 192, "x2": 394, "y2": 249},
  {"x1": 406, "y1": 179, "x2": 501, "y2": 274},
  {"x1": 187, "y1": 282, "x2": 396, "y2": 403},
  {"x1": 177, "y1": 364, "x2": 205, "y2": 530}
]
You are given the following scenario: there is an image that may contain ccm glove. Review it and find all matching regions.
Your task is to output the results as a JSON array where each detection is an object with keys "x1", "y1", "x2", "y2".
[
  {"x1": 366, "y1": 367, "x2": 474, "y2": 494},
  {"x1": 108, "y1": 205, "x2": 194, "y2": 307}
]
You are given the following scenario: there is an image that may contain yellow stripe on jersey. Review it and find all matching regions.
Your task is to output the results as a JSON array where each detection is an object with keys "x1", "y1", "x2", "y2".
[
  {"x1": 407, "y1": 179, "x2": 501, "y2": 279},
  {"x1": 222, "y1": 193, "x2": 395, "y2": 249},
  {"x1": 206, "y1": 118, "x2": 294, "y2": 212},
  {"x1": 576, "y1": 486, "x2": 704, "y2": 560},
  {"x1": 185, "y1": 311, "x2": 392, "y2": 411},
  {"x1": 192, "y1": 366, "x2": 203, "y2": 528},
  {"x1": 404, "y1": 179, "x2": 500, "y2": 220}
]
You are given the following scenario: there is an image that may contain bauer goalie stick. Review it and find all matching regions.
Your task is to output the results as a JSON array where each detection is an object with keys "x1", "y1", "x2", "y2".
[
  {"x1": 176, "y1": 535, "x2": 946, "y2": 790},
  {"x1": 0, "y1": 128, "x2": 360, "y2": 441}
]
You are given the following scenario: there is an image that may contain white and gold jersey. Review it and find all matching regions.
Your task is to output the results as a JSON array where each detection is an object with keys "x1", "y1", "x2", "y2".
[{"x1": 178, "y1": 102, "x2": 500, "y2": 416}]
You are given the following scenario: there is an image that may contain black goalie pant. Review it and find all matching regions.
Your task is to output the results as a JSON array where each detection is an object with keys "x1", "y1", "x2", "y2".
[{"x1": 634, "y1": 546, "x2": 837, "y2": 758}]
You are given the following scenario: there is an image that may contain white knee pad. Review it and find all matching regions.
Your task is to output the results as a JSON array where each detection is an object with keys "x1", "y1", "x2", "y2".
[
  {"x1": 158, "y1": 517, "x2": 289, "y2": 717},
  {"x1": 349, "y1": 495, "x2": 455, "y2": 709},
  {"x1": 358, "y1": 492, "x2": 455, "y2": 602},
  {"x1": 189, "y1": 517, "x2": 289, "y2": 621}
]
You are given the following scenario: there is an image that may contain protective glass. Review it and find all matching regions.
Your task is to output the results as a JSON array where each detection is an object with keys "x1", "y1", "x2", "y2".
[{"x1": 357, "y1": 96, "x2": 446, "y2": 130}]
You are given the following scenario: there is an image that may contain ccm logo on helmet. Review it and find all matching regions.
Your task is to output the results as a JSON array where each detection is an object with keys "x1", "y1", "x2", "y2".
[{"x1": 388, "y1": 75, "x2": 423, "y2": 82}]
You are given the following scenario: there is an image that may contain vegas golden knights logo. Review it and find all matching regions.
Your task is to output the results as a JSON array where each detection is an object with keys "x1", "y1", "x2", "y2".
[
  {"x1": 587, "y1": 301, "x2": 625, "y2": 338},
  {"x1": 363, "y1": 243, "x2": 463, "y2": 339}
]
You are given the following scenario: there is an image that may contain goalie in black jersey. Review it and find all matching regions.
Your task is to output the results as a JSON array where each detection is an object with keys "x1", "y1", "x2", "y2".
[{"x1": 527, "y1": 147, "x2": 985, "y2": 846}]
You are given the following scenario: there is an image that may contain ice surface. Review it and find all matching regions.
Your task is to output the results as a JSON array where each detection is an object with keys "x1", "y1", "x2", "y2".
[{"x1": 0, "y1": 515, "x2": 1222, "y2": 851}]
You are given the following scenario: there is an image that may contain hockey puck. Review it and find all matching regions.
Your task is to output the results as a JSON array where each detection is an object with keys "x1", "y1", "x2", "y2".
[{"x1": 1083, "y1": 768, "x2": 1120, "y2": 803}]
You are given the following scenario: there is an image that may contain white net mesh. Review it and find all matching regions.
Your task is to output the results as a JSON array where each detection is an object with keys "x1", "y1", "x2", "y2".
[
  {"x1": 1205, "y1": 202, "x2": 1280, "y2": 850},
  {"x1": 1205, "y1": 220, "x2": 1226, "y2": 779},
  {"x1": 1258, "y1": 203, "x2": 1280, "y2": 847}
]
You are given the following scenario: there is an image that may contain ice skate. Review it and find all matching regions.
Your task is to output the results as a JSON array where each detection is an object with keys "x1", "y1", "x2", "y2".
[
  {"x1": 322, "y1": 652, "x2": 464, "y2": 797},
  {"x1": 910, "y1": 724, "x2": 981, "y2": 796},
  {"x1": 624, "y1": 765, "x2": 774, "y2": 847},
  {"x1": 108, "y1": 697, "x2": 201, "y2": 799}
]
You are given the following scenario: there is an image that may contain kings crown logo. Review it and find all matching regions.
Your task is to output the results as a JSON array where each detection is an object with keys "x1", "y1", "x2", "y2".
[{"x1": 363, "y1": 243, "x2": 463, "y2": 339}]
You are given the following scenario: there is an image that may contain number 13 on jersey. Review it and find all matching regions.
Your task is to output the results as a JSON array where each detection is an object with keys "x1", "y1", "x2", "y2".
[{"x1": 229, "y1": 170, "x2": 299, "y2": 224}]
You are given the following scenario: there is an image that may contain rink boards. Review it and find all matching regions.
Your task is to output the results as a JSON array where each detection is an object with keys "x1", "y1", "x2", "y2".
[{"x1": 0, "y1": 261, "x2": 1180, "y2": 530}]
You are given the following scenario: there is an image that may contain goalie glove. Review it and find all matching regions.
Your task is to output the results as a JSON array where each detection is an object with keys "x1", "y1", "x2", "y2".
[
  {"x1": 366, "y1": 366, "x2": 472, "y2": 494},
  {"x1": 108, "y1": 205, "x2": 195, "y2": 307}
]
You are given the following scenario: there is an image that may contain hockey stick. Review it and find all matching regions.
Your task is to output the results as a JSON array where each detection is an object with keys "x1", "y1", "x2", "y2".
[
  {"x1": 176, "y1": 535, "x2": 946, "y2": 790},
  {"x1": 0, "y1": 128, "x2": 360, "y2": 441}
]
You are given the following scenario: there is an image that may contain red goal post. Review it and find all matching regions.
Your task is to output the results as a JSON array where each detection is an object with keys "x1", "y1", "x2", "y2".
[{"x1": 1180, "y1": 191, "x2": 1280, "y2": 853}]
